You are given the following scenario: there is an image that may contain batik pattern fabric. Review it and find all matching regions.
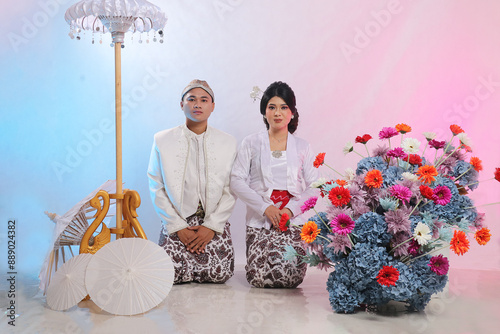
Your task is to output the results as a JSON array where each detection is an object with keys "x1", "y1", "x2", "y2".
[
  {"x1": 245, "y1": 190, "x2": 307, "y2": 288},
  {"x1": 158, "y1": 206, "x2": 235, "y2": 284},
  {"x1": 245, "y1": 225, "x2": 307, "y2": 288}
]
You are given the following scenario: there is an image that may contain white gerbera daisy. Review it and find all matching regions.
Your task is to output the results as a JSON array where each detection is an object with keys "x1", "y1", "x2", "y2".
[
  {"x1": 402, "y1": 172, "x2": 419, "y2": 182},
  {"x1": 457, "y1": 133, "x2": 472, "y2": 147},
  {"x1": 401, "y1": 137, "x2": 421, "y2": 154},
  {"x1": 422, "y1": 132, "x2": 436, "y2": 141},
  {"x1": 413, "y1": 222, "x2": 432, "y2": 245},
  {"x1": 310, "y1": 177, "x2": 327, "y2": 188},
  {"x1": 343, "y1": 141, "x2": 354, "y2": 155},
  {"x1": 344, "y1": 168, "x2": 355, "y2": 181}
]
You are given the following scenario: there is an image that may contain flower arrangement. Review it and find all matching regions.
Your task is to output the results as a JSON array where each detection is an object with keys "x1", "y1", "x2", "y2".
[{"x1": 285, "y1": 124, "x2": 496, "y2": 313}]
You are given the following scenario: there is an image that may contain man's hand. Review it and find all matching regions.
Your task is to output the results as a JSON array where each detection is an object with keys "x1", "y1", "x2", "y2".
[
  {"x1": 185, "y1": 225, "x2": 215, "y2": 254},
  {"x1": 176, "y1": 228, "x2": 197, "y2": 247}
]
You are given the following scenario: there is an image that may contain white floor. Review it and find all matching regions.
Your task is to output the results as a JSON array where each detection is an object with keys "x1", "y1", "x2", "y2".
[{"x1": 1, "y1": 267, "x2": 499, "y2": 334}]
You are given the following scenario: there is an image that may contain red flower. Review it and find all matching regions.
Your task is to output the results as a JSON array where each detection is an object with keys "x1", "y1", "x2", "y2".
[
  {"x1": 355, "y1": 134, "x2": 372, "y2": 144},
  {"x1": 450, "y1": 230, "x2": 470, "y2": 256},
  {"x1": 495, "y1": 168, "x2": 500, "y2": 182},
  {"x1": 450, "y1": 124, "x2": 464, "y2": 135},
  {"x1": 376, "y1": 265, "x2": 400, "y2": 287},
  {"x1": 313, "y1": 153, "x2": 326, "y2": 168},
  {"x1": 420, "y1": 185, "x2": 434, "y2": 199},
  {"x1": 469, "y1": 157, "x2": 483, "y2": 172},
  {"x1": 408, "y1": 154, "x2": 422, "y2": 166},
  {"x1": 279, "y1": 213, "x2": 290, "y2": 232},
  {"x1": 475, "y1": 227, "x2": 491, "y2": 245},
  {"x1": 328, "y1": 187, "x2": 351, "y2": 207}
]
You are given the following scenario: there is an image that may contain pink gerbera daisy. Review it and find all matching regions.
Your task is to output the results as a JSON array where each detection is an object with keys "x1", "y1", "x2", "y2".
[
  {"x1": 428, "y1": 254, "x2": 450, "y2": 276},
  {"x1": 330, "y1": 214, "x2": 355, "y2": 235},
  {"x1": 429, "y1": 139, "x2": 446, "y2": 149},
  {"x1": 386, "y1": 147, "x2": 408, "y2": 159},
  {"x1": 432, "y1": 185, "x2": 452, "y2": 206},
  {"x1": 300, "y1": 196, "x2": 318, "y2": 214},
  {"x1": 379, "y1": 127, "x2": 399, "y2": 140},
  {"x1": 389, "y1": 184, "x2": 412, "y2": 204}
]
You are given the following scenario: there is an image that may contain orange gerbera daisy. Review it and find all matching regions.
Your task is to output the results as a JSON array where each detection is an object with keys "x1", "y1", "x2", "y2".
[
  {"x1": 475, "y1": 227, "x2": 491, "y2": 245},
  {"x1": 470, "y1": 157, "x2": 483, "y2": 172},
  {"x1": 336, "y1": 179, "x2": 347, "y2": 186},
  {"x1": 450, "y1": 124, "x2": 464, "y2": 135},
  {"x1": 416, "y1": 165, "x2": 438, "y2": 184},
  {"x1": 395, "y1": 123, "x2": 412, "y2": 134},
  {"x1": 313, "y1": 153, "x2": 326, "y2": 168},
  {"x1": 301, "y1": 221, "x2": 321, "y2": 243},
  {"x1": 364, "y1": 169, "x2": 383, "y2": 188},
  {"x1": 450, "y1": 230, "x2": 470, "y2": 256}
]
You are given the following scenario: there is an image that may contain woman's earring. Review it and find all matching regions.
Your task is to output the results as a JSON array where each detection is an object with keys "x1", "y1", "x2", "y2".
[{"x1": 291, "y1": 115, "x2": 295, "y2": 119}]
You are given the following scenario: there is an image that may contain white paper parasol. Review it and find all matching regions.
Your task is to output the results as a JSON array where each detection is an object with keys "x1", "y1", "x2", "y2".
[
  {"x1": 85, "y1": 238, "x2": 174, "y2": 315},
  {"x1": 46, "y1": 253, "x2": 93, "y2": 311},
  {"x1": 64, "y1": 1, "x2": 167, "y2": 237},
  {"x1": 39, "y1": 180, "x2": 116, "y2": 293}
]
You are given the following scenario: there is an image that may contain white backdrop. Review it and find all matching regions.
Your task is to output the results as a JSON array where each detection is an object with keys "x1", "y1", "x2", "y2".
[{"x1": 1, "y1": 0, "x2": 499, "y2": 278}]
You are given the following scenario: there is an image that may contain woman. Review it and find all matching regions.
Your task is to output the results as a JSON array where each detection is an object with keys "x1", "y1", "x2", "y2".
[{"x1": 230, "y1": 81, "x2": 318, "y2": 288}]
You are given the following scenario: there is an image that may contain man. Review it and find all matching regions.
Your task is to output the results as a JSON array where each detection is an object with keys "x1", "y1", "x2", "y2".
[{"x1": 148, "y1": 79, "x2": 237, "y2": 283}]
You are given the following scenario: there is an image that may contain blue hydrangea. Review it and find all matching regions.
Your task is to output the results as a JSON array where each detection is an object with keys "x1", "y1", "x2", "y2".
[
  {"x1": 356, "y1": 156, "x2": 388, "y2": 175},
  {"x1": 352, "y1": 212, "x2": 392, "y2": 246},
  {"x1": 326, "y1": 277, "x2": 361, "y2": 314},
  {"x1": 453, "y1": 160, "x2": 479, "y2": 190},
  {"x1": 383, "y1": 166, "x2": 404, "y2": 187}
]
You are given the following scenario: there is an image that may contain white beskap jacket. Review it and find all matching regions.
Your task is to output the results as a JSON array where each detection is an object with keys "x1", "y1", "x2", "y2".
[
  {"x1": 230, "y1": 130, "x2": 319, "y2": 229},
  {"x1": 148, "y1": 124, "x2": 237, "y2": 234}
]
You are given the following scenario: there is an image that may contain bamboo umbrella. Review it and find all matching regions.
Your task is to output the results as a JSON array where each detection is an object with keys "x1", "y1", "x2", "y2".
[{"x1": 64, "y1": 0, "x2": 167, "y2": 235}]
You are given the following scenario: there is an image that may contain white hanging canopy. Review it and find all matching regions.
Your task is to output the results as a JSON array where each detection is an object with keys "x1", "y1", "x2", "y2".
[{"x1": 65, "y1": 0, "x2": 167, "y2": 42}]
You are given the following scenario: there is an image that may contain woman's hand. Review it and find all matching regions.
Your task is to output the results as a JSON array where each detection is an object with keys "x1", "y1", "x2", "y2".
[
  {"x1": 281, "y1": 208, "x2": 293, "y2": 219},
  {"x1": 264, "y1": 205, "x2": 282, "y2": 230}
]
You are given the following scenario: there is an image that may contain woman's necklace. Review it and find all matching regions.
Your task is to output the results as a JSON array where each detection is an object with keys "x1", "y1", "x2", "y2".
[{"x1": 269, "y1": 132, "x2": 287, "y2": 158}]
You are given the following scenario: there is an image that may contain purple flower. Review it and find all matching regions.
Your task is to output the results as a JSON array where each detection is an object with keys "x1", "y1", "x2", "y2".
[
  {"x1": 327, "y1": 234, "x2": 352, "y2": 254},
  {"x1": 432, "y1": 185, "x2": 452, "y2": 206},
  {"x1": 391, "y1": 232, "x2": 410, "y2": 257},
  {"x1": 429, "y1": 139, "x2": 446, "y2": 149},
  {"x1": 387, "y1": 147, "x2": 408, "y2": 159},
  {"x1": 407, "y1": 239, "x2": 422, "y2": 256},
  {"x1": 300, "y1": 196, "x2": 318, "y2": 214},
  {"x1": 372, "y1": 144, "x2": 389, "y2": 157},
  {"x1": 379, "y1": 127, "x2": 399, "y2": 140},
  {"x1": 384, "y1": 207, "x2": 412, "y2": 235},
  {"x1": 330, "y1": 214, "x2": 355, "y2": 235},
  {"x1": 389, "y1": 184, "x2": 412, "y2": 204},
  {"x1": 428, "y1": 254, "x2": 450, "y2": 276}
]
